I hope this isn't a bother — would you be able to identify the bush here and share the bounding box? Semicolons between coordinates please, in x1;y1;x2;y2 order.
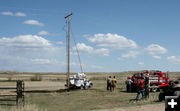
30;75;42;81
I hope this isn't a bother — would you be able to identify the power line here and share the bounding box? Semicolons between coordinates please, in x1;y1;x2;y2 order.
71;27;84;73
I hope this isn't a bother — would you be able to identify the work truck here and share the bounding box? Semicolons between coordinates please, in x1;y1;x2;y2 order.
128;70;171;92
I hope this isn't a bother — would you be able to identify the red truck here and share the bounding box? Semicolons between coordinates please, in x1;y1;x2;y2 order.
128;70;171;92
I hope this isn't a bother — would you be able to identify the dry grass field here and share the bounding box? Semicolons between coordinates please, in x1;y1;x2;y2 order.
0;71;179;111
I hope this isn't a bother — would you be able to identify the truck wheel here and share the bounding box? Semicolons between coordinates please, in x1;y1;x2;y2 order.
151;84;158;92
173;91;180;97
159;93;165;101
89;84;92;88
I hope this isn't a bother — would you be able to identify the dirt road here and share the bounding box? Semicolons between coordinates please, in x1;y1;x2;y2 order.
94;103;164;111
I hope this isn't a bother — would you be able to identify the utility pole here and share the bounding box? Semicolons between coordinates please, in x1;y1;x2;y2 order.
65;13;72;90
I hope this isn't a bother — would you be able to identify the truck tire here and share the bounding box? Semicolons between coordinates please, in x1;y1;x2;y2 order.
159;93;165;101
151;84;158;92
173;91;180;97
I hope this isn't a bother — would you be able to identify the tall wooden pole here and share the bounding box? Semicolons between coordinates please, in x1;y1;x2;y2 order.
65;13;72;90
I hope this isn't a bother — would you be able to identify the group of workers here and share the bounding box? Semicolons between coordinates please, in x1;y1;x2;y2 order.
107;76;117;92
107;76;146;100
126;76;146;100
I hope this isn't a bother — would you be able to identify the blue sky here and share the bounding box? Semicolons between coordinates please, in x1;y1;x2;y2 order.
0;0;180;72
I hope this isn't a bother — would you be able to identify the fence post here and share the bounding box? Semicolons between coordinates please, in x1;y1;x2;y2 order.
16;80;23;108
22;80;25;106
145;77;149;98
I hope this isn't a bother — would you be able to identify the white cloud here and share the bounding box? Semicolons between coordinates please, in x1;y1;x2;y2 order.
0;35;52;48
138;62;145;67
87;33;138;49
61;61;104;71
167;56;180;64
1;11;26;16
56;41;64;45
73;43;109;56
145;44;167;55
1;11;13;16
89;65;103;69
119;51;140;59
152;55;161;59
0;35;63;72
31;59;58;64
61;61;83;67
0;35;61;58
24;20;44;27
14;12;26;16
74;43;93;52
38;30;49;36
94;48;109;56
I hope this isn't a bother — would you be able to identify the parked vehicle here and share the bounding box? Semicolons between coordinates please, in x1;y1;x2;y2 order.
159;80;180;101
127;70;171;92
65;72;93;89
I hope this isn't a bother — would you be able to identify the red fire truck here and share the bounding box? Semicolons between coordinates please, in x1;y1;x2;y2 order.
128;70;171;92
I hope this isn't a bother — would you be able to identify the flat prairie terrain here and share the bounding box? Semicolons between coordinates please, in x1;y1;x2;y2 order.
0;71;179;111
94;103;164;111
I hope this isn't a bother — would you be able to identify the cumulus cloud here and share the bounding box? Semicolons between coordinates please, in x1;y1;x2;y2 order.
73;43;109;56
14;12;26;16
87;33;138;49
1;11;26;16
167;56;180;64
145;44;167;55
152;55;161;59
38;30;49;36
61;61;104;72
31;59;58;64
0;35;52;48
56;41;64;45
0;35;63;72
0;35;61;58
89;65;103;69
1;11;13;16
138;62;145;67
24;20;44;27
119;51;140;59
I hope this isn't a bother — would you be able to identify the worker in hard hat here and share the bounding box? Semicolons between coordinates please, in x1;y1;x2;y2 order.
111;76;117;91
107;76;112;91
126;77;133;92
136;79;145;100
83;78;87;90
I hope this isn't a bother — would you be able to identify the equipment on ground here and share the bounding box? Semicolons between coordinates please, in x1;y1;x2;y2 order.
65;72;93;89
158;80;180;101
126;70;171;92
64;13;93;90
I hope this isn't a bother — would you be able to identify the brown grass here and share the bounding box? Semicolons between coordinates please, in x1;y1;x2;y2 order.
0;104;47;111
30;75;42;81
0;71;179;111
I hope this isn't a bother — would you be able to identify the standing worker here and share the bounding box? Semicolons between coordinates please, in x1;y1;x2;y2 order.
83;78;87;90
136;79;145;100
144;77;149;98
126;77;132;92
107;76;112;91
111;76;117;91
